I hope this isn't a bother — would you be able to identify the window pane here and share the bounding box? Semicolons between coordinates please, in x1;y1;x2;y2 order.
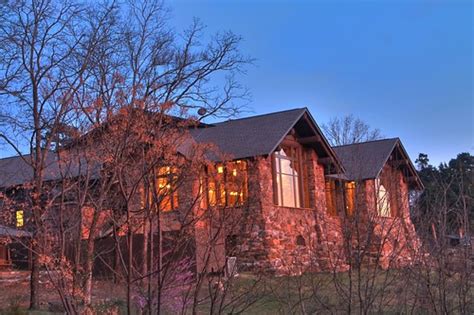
276;148;288;157
280;158;293;175
276;174;282;205
281;174;295;207
345;182;355;215
294;176;300;208
156;167;178;211
377;181;391;217
206;160;248;207
16;210;24;227
273;146;305;208
208;179;217;206
219;182;226;206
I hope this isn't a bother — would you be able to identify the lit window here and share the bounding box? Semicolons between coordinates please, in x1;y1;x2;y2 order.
376;178;391;217
141;167;179;212
207;160;248;207
16;210;24;227
344;182;356;216
273;147;308;208
325;180;337;216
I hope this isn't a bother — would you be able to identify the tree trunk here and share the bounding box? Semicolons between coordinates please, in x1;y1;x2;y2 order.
127;209;133;315
29;240;40;309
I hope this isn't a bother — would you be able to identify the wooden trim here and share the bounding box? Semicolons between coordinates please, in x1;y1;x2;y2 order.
271;152;279;205
318;157;333;165
298;135;321;144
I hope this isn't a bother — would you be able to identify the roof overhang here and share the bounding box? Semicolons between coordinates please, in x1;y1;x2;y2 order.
268;108;346;173
374;139;424;190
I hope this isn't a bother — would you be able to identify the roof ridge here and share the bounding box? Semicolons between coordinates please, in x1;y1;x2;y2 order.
332;137;399;148
213;107;306;125
0;153;30;161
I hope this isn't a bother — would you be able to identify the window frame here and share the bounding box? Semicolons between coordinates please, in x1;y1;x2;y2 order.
205;160;248;208
325;179;337;216
344;181;356;216
272;144;309;208
141;166;179;212
375;177;392;217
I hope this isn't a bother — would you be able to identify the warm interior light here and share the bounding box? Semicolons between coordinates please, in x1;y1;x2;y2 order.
217;166;224;174
16;210;24;227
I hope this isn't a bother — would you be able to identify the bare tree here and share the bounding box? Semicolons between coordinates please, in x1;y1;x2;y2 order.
321;114;383;146
0;0;252;312
0;0;117;309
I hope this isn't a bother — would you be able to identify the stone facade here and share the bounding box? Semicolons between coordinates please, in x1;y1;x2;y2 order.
217;149;349;275
353;168;421;269
190;145;422;275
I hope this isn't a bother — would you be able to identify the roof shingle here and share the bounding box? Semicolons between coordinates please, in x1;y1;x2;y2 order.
0;152;96;188
189;108;307;160
332;138;399;180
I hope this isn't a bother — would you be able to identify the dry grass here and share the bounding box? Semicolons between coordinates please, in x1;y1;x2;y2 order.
1;269;472;314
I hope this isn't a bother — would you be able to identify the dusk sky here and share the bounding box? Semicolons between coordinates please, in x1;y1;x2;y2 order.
171;0;473;166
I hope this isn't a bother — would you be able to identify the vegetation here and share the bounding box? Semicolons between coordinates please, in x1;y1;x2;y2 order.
0;0;471;314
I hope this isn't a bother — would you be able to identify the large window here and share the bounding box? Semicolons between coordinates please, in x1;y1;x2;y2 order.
141;167;179;212
157;167;179;211
344;182;356;216
207;160;248;207
376;178;391;217
273;146;309;208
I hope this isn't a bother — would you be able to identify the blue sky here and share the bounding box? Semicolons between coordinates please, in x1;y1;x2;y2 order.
170;0;473;165
1;0;471;166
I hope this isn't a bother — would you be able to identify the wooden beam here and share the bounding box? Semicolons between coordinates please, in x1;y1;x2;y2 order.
407;176;418;182
391;159;408;167
319;157;332;165
298;135;321;144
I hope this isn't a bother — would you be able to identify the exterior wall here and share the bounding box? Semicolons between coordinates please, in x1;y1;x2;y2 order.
224;149;348;275
360;167;421;268
0;154;422;275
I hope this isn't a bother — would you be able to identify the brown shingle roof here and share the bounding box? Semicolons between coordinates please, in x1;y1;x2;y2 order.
332;138;423;189
189;108;308;160
332;138;399;180
188;108;343;171
0;108;342;187
0;152;97;188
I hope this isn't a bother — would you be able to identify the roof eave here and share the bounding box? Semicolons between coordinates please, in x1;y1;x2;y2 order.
373;138;424;191
266;107;346;173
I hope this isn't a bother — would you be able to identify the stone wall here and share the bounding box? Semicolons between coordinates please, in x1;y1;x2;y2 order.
191;149;421;275
226;150;349;275
360;168;421;269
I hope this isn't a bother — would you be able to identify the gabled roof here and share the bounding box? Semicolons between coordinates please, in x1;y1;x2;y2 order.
0;108;363;188
189;108;307;159
332;138;423;189
189;108;343;170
